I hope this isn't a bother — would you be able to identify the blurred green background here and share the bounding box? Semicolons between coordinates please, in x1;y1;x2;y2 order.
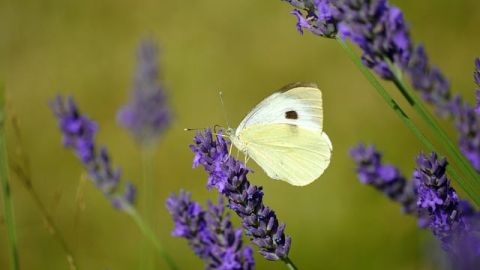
1;0;480;269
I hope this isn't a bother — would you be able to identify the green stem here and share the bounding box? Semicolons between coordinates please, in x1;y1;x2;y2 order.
10;114;78;270
389;66;480;206
0;84;20;270
335;38;471;202
141;148;155;270
283;257;298;270
126;205;178;270
28;185;78;269
336;38;434;152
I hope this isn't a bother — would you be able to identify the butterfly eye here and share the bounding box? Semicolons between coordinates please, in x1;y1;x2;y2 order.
285;110;298;119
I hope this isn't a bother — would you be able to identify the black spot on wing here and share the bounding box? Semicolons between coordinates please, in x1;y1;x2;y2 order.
285;110;298;119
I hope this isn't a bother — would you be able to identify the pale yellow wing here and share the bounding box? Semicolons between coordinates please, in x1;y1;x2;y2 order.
236;84;323;135
238;124;332;186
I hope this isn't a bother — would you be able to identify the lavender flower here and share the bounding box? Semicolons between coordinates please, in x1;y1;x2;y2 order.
414;152;480;264
338;0;412;79
414;152;466;249
204;198;255;270
350;144;416;213
440;59;480;172
284;1;454;114
287;0;412;79
351;147;480;267
449;96;480;171
166;191;254;270
406;45;451;116
190;129;291;261
289;0;339;37
117;39;171;145
166;191;208;257
51;95;136;210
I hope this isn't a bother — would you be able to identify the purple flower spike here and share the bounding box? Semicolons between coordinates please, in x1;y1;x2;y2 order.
414;153;468;247
283;1;457;115
51;96;97;163
350;144;416;213
414;152;480;260
117;39;171;146
449;96;480;171
167;191;254;270
337;0;412;80
166;191;208;257
204;198;255;270
288;0;340;38
51;95;136;211
407;45;451;116
445;58;480;172
190;129;292;261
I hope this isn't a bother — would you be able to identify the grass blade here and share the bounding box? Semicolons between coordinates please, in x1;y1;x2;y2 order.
0;84;20;270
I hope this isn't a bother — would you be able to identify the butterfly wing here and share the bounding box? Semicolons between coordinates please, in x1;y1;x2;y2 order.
239;124;332;186
236;83;323;135
233;83;331;186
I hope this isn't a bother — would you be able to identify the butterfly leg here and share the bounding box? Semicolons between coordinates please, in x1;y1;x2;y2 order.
244;154;250;165
228;143;233;158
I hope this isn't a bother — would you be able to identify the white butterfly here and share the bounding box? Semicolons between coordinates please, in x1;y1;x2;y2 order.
225;82;332;186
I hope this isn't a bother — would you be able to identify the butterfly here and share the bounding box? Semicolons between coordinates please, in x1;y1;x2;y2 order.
225;82;332;186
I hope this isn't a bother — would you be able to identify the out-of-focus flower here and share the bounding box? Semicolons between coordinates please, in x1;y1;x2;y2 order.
449;96;480;171
190;129;291;261
51;95;135;210
166;191;254;270
117;39;171;146
406;45;451;116
336;0;412;79
350;144;416;213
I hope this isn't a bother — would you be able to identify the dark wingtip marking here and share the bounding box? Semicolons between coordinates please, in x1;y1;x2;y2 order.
285;110;298;119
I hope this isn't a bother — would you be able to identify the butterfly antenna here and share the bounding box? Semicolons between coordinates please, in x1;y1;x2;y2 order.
184;127;201;132
219;91;231;128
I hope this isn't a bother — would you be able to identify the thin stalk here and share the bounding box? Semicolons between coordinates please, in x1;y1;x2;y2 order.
125;205;178;270
28;185;77;269
389;66;480;206
141;147;155;270
336;37;434;151
283;257;298;270
10;114;78;270
0;84;19;270
335;38;471;201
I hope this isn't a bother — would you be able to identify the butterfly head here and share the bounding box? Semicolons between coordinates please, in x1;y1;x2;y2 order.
224;127;248;154
224;127;235;137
